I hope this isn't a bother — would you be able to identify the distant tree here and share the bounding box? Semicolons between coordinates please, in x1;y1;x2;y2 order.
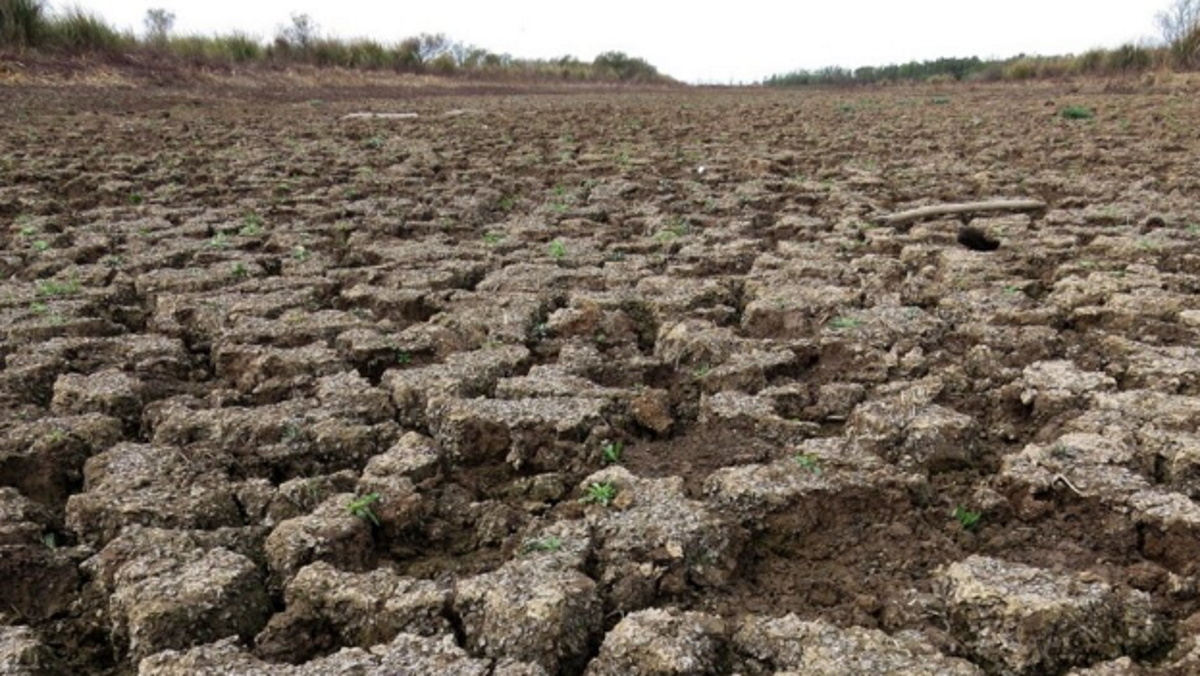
1158;0;1200;67
279;12;317;51
417;33;451;62
1157;0;1200;45
593;51;660;81
144;8;174;43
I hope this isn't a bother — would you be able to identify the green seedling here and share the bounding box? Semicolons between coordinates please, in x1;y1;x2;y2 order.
208;233;230;249
521;536;563;555
582;482;618;507
793;453;823;475
128;192;144;205
548;240;567;260
692;364;712;379
483;232;504;245
292;245;312;262
953;506;982;531
395;351;412;365
32;240;50;252
1060;106;1094;120
18;224;37;238
497;195;516;212
231;262;249;279
102;255;124;268
602;440;624;465
930;96;951;105
348;493;382;526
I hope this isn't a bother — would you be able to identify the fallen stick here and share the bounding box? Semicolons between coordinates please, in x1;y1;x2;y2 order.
880;199;1046;227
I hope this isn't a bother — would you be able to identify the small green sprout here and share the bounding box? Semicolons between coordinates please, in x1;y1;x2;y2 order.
348;493;382;526
231;262;249;279
548;240;567;260
208;233;230;249
128;192;144;205
693;364;712;379
582;482;618;506
953;506;982;531
292;245;312;262
793;453;822;475
101;255;124;268
521;536;563;555
30;301;49;315
483;232;504;245
498;195;516;212
32;239;50;252
395;350;412;365
602;440;624;465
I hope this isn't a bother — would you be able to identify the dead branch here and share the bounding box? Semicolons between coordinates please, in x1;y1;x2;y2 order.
880;199;1047;227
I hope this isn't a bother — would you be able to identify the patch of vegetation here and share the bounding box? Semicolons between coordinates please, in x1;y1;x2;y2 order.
292;245;312;262
548;239;567;260
793;453;823;475
520;536;563;555
483;231;504;245
231;262;249;279
1060;106;1095;120
35;276;80;297
208;233;231;249
347;493;382;526
582;481;618;506
239;212;264;236
601;440;624;465
953;506;982;531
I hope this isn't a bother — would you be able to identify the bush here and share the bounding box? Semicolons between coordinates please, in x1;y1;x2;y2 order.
1104;43;1153;72
0;0;47;48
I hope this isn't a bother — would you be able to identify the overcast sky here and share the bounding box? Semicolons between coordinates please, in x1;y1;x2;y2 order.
75;0;1164;83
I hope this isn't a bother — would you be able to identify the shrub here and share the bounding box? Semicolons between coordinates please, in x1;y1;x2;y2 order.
1104;43;1153;72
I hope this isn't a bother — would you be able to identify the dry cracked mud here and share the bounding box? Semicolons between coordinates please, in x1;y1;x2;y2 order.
2;79;1200;675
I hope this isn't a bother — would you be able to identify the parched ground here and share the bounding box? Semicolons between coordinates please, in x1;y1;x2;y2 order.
3;78;1200;675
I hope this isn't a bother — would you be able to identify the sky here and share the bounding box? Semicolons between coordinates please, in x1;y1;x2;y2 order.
72;0;1165;84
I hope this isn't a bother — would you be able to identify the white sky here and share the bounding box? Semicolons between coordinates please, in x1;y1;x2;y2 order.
71;0;1164;83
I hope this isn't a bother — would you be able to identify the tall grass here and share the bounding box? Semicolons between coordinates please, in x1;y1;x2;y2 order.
0;0;47;48
43;7;131;53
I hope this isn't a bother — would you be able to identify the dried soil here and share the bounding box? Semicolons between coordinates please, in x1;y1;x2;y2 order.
3;78;1200;675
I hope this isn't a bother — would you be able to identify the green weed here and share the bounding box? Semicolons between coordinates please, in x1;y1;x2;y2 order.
582;481;618;506
520;536;563;555
1060;106;1095;120
602;440;624;465
829;316;862;330
953;506;982;531
35;277;80;297
548;239;567;260
292;245;312;262
347;493;382;526
793;453;823;474
240;212;264;236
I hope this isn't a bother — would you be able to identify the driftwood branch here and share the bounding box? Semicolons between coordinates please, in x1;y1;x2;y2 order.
880;199;1046;227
